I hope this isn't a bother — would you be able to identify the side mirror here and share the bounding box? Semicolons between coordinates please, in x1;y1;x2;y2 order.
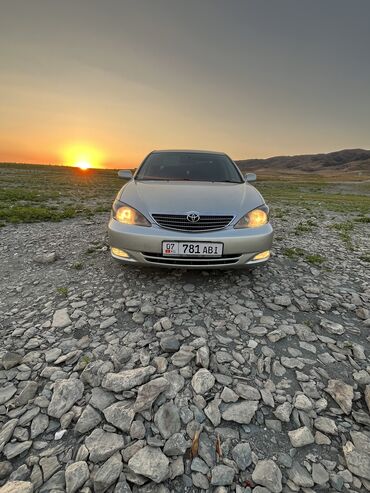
118;170;133;179
245;172;257;182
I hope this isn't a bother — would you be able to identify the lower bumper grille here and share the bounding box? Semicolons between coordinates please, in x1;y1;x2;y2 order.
152;214;234;232
142;252;241;266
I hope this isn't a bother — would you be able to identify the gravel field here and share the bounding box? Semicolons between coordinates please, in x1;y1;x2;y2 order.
0;190;369;492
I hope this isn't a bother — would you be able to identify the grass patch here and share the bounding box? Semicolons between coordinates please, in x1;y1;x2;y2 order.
0;189;50;202
81;355;91;366
256;181;370;214
305;254;325;265
283;247;325;265
331;222;355;250
0;206;78;223
354;216;370;223
283;247;306;258
294;219;317;235
331;222;354;232
0;163;122;225
360;254;370;263
72;262;84;270
56;287;68;297
85;242;104;254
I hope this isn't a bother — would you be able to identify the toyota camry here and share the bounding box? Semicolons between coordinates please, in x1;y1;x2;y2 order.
108;150;273;268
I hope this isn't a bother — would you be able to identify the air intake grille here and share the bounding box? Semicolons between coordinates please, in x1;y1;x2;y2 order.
152;214;234;232
142;252;241;266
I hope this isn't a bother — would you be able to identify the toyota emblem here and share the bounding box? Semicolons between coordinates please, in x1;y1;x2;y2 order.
186;211;200;222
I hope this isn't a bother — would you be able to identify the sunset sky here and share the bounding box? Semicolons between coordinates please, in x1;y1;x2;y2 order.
1;0;370;169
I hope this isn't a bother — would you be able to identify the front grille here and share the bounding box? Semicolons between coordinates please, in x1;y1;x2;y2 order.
142;252;241;266
152;214;234;232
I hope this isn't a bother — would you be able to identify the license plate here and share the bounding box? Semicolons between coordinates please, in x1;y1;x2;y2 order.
162;241;223;257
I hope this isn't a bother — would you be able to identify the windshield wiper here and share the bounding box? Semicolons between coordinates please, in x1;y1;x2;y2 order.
212;180;242;183
136;178;169;181
137;178;241;183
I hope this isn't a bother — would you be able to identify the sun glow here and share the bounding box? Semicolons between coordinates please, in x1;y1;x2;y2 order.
62;144;104;169
76;160;91;170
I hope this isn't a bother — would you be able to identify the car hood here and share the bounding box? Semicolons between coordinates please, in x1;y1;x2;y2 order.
119;180;265;218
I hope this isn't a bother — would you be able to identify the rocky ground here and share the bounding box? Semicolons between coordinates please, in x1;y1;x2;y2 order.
0;207;369;493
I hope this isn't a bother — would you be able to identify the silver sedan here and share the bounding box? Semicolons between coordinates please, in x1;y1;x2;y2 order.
108;150;273;268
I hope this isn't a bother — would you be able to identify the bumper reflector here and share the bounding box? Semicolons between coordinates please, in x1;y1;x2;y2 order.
252;250;270;261
111;247;129;258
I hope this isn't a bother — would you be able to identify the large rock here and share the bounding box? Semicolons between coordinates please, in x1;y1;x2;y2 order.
81;360;114;387
171;349;195;367
48;379;84;418
210;464;235;485
33;252;57;264
39;470;65;491
274;294;292;307
287;462;314;487
288;426;314;448
100;316;117;329
325;379;354;414
52;308;71;328
312;462;329;485
1;352;22;370
0;482;33;493
3;441;32;459
128;446;169;483
252;459;282;493
365;385;370;413
85;429;124;463
221;401;259;424
30;413;49;438
160;337;180;353
235;383;261;400
0;419;18;453
89;387;116;411
232;442;252;470
314;416;337;435
274;402;292;422
0;384;17;405
102;366;156;392
93;452;123;493
65;461;90;493
0;461;13;480
198;432;216;468
204;397;221;426
39;456;60;482
320;318;344;335
14;381;38;406
343;432;370;480
134;377;169;412
191;369;215;394
163;433;188;456
75;405;102;433
103;401;135;432
154;402;181;439
162;371;185;399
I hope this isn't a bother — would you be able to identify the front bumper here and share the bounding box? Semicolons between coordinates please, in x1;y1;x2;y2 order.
108;218;273;269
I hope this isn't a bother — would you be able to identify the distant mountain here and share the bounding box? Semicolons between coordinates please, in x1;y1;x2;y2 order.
236;148;370;176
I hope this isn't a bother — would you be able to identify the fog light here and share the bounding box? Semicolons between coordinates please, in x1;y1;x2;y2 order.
253;250;270;260
111;247;129;258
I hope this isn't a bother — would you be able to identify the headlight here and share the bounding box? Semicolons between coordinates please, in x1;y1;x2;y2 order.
234;205;269;229
112;200;151;227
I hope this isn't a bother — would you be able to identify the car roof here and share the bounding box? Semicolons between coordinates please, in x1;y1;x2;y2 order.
151;149;227;156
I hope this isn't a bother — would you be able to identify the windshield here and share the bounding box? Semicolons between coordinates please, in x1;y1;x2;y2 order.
135;152;243;183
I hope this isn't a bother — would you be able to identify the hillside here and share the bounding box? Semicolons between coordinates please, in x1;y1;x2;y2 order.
236;148;370;178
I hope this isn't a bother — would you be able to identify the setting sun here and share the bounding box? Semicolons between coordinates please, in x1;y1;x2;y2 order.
76;160;91;170
62;144;104;169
